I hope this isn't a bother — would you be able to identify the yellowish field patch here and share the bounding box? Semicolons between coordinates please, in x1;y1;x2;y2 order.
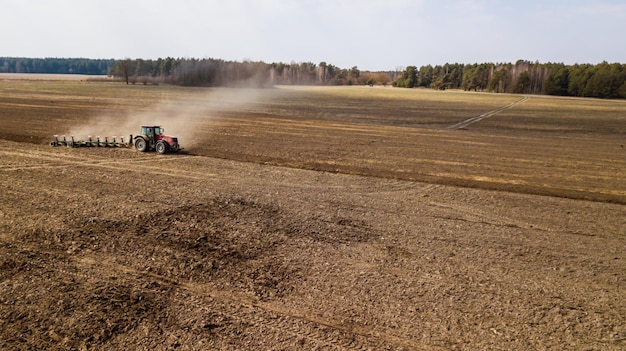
0;73;109;80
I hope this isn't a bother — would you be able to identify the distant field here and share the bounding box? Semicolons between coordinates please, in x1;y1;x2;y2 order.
1;78;623;203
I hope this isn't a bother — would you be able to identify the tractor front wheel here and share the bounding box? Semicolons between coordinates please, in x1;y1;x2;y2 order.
155;141;168;154
135;138;148;152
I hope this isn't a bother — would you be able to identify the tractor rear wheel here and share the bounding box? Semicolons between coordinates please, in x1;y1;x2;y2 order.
155;141;168;154
135;138;148;152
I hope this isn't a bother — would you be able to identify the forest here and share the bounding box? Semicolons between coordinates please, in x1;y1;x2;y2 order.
0;57;113;75
393;60;626;99
2;57;625;99
106;57;391;87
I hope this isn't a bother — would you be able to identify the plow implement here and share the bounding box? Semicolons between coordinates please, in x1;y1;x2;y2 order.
51;135;131;148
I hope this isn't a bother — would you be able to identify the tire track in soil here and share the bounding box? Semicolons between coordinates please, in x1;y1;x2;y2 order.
446;96;528;130
0;149;212;179
427;200;549;231
426;200;600;237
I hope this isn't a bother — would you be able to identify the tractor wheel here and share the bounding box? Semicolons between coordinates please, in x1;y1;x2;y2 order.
155;141;168;154
135;138;148;152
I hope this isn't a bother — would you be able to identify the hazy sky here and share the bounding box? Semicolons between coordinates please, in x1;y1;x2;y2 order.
1;0;624;71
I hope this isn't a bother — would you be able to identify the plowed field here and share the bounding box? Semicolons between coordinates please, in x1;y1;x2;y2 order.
1;77;625;350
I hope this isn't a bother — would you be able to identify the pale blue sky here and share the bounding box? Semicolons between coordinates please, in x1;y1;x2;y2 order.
1;0;624;70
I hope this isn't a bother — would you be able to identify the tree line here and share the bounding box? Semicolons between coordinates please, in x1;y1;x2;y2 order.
108;57;393;87
0;57;114;75
2;57;624;99
394;60;626;99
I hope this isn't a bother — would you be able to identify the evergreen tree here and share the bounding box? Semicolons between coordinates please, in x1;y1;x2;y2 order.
418;65;433;87
514;71;531;93
393;66;417;88
543;65;569;96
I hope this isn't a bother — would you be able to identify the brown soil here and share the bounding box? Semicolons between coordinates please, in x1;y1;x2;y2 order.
0;81;625;350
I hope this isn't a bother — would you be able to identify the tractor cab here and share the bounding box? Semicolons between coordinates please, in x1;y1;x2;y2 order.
134;125;181;154
141;126;162;141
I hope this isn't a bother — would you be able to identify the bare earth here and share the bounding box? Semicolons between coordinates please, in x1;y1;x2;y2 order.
0;80;625;350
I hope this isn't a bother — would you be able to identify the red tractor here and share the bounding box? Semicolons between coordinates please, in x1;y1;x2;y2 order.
133;125;181;154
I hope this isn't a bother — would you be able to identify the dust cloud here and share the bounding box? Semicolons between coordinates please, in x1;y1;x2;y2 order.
68;86;275;151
